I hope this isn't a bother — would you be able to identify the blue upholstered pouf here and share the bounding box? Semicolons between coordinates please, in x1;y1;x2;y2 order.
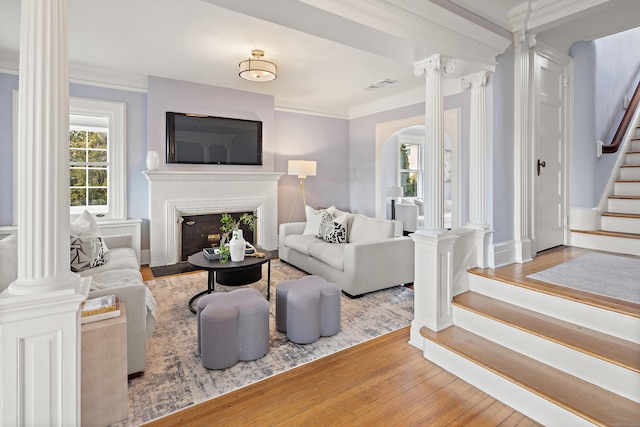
197;288;269;369
276;275;341;344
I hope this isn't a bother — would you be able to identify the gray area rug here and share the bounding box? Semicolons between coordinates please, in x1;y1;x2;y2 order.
527;252;640;304
112;260;414;426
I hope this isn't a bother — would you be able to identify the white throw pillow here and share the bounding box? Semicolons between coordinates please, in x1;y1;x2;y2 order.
70;210;107;272
302;205;335;235
348;214;395;243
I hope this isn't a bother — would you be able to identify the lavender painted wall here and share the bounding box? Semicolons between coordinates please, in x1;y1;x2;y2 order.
569;27;640;207
569;41;597;207
492;47;515;243
147;76;275;172
593;28;640;201
274;111;349;224
349;104;424;217
0;73;18;225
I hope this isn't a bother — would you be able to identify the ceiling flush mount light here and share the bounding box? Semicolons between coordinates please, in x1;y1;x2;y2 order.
239;49;277;82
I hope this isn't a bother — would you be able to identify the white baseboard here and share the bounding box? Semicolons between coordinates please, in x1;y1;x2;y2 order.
489;240;515;268
140;249;150;266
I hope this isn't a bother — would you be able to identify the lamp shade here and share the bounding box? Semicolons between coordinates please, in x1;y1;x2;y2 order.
239;50;277;82
386;186;404;198
288;160;317;178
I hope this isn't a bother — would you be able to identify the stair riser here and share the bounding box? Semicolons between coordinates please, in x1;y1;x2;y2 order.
626;153;640;166
601;216;640;234
620;167;640;180
631;140;640;152
422;340;594;426
614;181;640;196
453;307;640;403
468;274;640;343
570;231;640;257
608;198;640;214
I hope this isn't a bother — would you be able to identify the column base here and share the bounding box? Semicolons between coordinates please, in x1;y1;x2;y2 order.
464;224;494;268
409;320;426;350
411;231;459;332
1;280;88;427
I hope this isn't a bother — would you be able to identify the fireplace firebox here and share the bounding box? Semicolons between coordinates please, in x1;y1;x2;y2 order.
180;212;256;262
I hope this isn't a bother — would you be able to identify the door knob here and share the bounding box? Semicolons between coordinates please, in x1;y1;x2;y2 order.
537;159;546;176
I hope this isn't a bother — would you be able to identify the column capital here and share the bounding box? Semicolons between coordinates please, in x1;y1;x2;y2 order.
461;70;491;89
514;29;536;50
413;54;455;78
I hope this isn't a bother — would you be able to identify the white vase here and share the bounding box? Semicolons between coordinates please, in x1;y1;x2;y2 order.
229;229;246;262
146;150;160;171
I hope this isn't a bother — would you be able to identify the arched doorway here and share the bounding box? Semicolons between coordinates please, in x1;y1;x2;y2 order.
374;110;460;228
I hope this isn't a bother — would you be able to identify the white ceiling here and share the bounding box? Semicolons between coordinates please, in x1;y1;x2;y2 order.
0;0;638;118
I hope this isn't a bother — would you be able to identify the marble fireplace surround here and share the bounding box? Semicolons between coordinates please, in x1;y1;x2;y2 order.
144;171;283;267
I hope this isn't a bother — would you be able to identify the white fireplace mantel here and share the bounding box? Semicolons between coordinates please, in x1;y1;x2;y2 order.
144;171;283;267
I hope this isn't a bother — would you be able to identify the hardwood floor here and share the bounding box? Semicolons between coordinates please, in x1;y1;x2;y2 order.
143;327;540;427
141;246;637;426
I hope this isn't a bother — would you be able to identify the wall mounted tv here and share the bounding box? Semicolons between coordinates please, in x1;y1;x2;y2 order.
166;112;262;165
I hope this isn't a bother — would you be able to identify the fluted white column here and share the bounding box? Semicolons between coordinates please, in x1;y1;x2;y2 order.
410;54;459;343
463;71;490;228
9;0;78;294
462;71;494;268
414;54;455;233
513;30;536;263
1;1;85;425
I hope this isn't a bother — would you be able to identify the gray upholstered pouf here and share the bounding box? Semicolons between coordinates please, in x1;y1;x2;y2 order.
197;288;269;369
276;275;341;344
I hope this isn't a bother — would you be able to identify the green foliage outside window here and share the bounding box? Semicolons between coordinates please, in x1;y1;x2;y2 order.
69;129;108;209
399;143;418;197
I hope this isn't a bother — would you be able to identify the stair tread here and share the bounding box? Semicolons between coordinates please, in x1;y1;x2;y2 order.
571;229;640;240
609;195;640;199
616;179;640;182
452;292;640;372
620;165;640;168
421;326;640;425
602;212;640;218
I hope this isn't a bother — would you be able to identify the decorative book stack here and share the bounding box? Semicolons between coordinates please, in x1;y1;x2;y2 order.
81;294;120;324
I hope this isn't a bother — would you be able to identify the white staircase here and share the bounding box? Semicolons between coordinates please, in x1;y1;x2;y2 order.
420;266;640;426
572;126;640;255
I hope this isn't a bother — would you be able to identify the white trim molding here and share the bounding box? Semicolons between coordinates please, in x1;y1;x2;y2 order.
144;171;283;266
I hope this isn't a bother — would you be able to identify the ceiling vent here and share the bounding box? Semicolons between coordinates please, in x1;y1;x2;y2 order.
362;78;398;91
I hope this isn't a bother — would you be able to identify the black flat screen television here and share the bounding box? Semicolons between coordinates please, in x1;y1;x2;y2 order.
166;112;262;165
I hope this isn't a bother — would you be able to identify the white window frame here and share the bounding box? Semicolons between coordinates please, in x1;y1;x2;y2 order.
397;134;424;199
12;93;127;221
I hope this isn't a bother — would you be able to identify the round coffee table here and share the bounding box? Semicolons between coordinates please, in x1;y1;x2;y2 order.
187;250;272;313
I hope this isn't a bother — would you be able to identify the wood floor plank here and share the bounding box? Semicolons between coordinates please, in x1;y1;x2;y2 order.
144;328;538;426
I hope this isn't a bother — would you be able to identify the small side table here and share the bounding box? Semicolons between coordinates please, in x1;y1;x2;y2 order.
81;302;128;427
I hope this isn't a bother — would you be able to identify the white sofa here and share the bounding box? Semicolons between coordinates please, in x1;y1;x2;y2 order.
279;213;414;297
0;233;155;377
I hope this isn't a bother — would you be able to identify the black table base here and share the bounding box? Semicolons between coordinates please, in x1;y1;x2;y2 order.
187;256;271;314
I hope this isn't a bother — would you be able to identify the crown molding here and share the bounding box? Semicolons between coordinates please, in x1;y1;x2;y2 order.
509;0;612;34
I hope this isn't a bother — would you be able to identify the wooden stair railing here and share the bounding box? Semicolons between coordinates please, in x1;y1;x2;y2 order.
603;80;640;154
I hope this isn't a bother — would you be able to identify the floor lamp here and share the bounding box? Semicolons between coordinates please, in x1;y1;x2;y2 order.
387;186;403;220
288;160;317;222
